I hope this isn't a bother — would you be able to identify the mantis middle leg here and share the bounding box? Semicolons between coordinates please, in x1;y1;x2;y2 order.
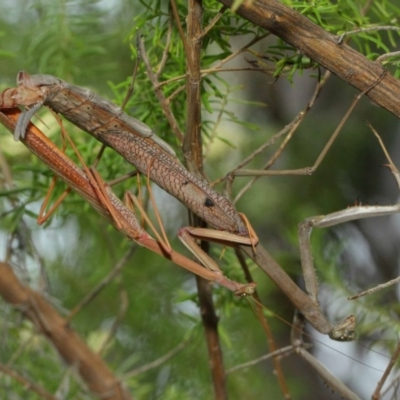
1;74;356;340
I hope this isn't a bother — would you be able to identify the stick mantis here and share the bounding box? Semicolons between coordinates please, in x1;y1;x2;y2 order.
0;71;358;342
0;107;363;400
0;107;255;296
6;77;400;400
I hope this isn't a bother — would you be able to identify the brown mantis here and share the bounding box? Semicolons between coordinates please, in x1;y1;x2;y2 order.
0;107;255;296
0;108;363;400
0;71;358;342
5;74;400;400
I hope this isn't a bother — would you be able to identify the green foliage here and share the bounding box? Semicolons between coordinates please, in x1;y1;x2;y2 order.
281;0;400;76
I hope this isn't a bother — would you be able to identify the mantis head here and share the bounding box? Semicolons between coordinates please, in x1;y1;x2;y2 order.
329;315;356;341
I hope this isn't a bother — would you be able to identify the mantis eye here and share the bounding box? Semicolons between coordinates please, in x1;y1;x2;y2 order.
204;197;215;207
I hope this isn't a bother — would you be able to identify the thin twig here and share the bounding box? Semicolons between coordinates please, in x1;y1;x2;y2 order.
377;50;400;64
212;33;270;71
121;44;141;111
230;70;331;203
231;66;386;201
380;368;400;399
98;288;129;356
66;246;136;322
156;65;272;89
170;0;194;73
348;124;400;301
226;345;300;374
235;248;291;398
204;85;235;158
122;338;189;379
337;25;400;44
0;363;57;400
6;333;36;368
372;342;400;400
349;276;400;300
154;33;270;116
361;0;375;16
55;365;80;398
155;19;173;78
138;36;184;142
200;6;227;39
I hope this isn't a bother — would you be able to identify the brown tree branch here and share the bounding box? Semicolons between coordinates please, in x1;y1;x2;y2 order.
185;1;228;399
217;0;400;119
195;275;228;399
183;0;204;170
0;262;132;400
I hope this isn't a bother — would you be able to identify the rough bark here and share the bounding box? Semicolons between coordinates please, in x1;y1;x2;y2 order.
217;0;400;119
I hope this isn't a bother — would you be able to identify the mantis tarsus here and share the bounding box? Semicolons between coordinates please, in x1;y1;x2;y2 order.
0;72;358;342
